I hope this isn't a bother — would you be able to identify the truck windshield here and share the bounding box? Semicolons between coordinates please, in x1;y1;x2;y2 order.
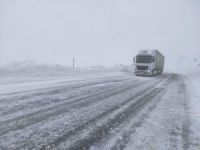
136;55;154;63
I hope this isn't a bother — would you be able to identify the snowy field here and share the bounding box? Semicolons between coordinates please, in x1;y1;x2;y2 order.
0;70;198;150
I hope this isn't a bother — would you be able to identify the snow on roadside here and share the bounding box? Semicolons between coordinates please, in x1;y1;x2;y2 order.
185;71;200;150
124;76;187;150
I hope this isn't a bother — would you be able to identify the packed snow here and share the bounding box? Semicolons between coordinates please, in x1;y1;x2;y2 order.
185;71;200;149
0;60;200;150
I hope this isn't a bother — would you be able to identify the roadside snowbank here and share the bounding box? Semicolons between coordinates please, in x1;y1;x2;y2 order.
185;70;200;149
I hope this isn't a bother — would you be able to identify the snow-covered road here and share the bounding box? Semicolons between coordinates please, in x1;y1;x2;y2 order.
0;73;190;150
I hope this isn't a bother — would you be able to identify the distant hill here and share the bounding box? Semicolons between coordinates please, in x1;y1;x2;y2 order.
0;60;130;77
1;60;70;71
0;60;76;77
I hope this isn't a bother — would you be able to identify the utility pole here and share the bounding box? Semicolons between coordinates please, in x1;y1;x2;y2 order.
73;57;75;69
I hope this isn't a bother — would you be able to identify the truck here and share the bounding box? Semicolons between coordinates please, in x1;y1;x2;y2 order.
133;50;165;76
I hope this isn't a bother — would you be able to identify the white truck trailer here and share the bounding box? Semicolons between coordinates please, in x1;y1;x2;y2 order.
134;50;165;76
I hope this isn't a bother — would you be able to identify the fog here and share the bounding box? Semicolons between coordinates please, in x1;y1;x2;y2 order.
0;0;200;71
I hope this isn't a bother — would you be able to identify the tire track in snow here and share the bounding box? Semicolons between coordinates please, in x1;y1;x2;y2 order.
0;78;131;117
167;77;190;150
0;74;168;149
0;79;142;136
0;75;132;99
40;75;173;149
109;76;174;150
0;76;132;105
180;79;190;150
119;74;190;150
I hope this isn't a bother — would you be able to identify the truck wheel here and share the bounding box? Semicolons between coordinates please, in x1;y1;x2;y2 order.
152;70;158;76
158;70;161;74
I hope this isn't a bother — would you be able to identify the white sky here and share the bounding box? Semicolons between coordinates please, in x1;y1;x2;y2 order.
0;0;200;70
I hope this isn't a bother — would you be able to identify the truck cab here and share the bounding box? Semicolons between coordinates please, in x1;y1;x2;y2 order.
134;50;164;76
